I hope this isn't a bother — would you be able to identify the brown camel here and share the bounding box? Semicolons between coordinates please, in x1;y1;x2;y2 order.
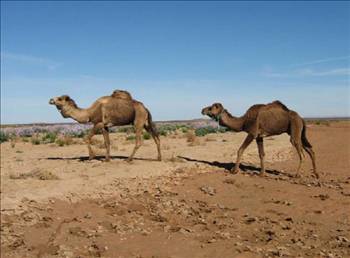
49;90;161;162
201;101;317;178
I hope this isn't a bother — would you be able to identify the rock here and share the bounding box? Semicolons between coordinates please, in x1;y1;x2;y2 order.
314;194;330;200
336;236;349;243
223;178;236;184
277;246;291;256
69;227;87;237
207;238;217;243
84;212;92;219
179;228;191;235
199;186;216;196
9;238;25;249
245;217;257;224
285;217;293;222
341;191;350;197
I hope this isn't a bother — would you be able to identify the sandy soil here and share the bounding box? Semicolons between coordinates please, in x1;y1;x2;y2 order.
1;122;350;258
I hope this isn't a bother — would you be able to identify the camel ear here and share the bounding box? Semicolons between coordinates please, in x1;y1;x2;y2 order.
63;95;70;101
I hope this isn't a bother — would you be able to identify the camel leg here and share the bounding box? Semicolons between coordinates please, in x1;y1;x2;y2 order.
303;146;318;178
85;125;98;160
290;138;303;177
101;126;111;162
145;124;161;161
256;137;265;176
232;134;254;174
85;123;107;160
290;119;304;177
153;134;161;161
127;124;143;162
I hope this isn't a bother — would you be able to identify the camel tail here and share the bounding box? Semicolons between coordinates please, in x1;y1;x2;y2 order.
301;120;312;148
146;109;159;137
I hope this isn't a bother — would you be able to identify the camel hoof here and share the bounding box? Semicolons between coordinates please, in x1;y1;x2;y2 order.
89;156;95;161
126;158;133;163
103;158;111;162
259;172;265;177
294;174;301;178
230;169;239;175
157;156;162;161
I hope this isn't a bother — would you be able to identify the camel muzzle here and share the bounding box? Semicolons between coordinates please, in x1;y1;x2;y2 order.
201;108;210;116
49;99;55;105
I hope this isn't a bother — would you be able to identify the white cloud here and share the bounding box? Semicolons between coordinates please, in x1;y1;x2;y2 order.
298;68;350;76
1;52;62;71
290;55;350;68
262;67;350;78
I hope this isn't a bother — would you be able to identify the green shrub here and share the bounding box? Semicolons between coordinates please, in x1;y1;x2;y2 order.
42;132;57;143
181;127;189;133
126;135;136;141
159;130;167;136
118;126;134;133
143;132;151;140
218;127;229;133
0;131;10;143
70;130;87;138
22;137;30;143
195;126;217;137
195;126;228;136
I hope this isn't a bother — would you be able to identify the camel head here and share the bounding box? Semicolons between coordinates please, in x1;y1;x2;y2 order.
201;103;224;121
49;95;78;117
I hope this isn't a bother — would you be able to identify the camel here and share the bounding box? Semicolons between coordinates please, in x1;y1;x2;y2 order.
201;101;317;178
49;90;161;162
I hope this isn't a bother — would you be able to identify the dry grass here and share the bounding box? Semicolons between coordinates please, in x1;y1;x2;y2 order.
205;135;217;142
56;135;74;146
9;168;60;180
186;131;200;146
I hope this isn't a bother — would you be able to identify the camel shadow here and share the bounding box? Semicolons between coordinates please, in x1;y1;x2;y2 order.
178;156;294;177
44;155;159;162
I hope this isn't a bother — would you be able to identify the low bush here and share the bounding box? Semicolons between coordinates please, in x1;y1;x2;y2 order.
195;126;228;136
42;132;57;143
31;135;41;145
126;135;136;141
143;132;151;140
118;126;135;133
55;135;73;146
0;131;10;143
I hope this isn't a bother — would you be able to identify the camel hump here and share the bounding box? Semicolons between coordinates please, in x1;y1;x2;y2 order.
111;90;133;100
269;100;289;111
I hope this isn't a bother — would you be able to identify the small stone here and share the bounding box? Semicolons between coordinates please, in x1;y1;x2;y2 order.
199;186;216;196
84;212;92;219
245;217;257;224
336;236;349;243
207;238;216;243
285;217;293;222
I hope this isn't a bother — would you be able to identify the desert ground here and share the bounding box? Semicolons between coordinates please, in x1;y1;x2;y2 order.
1;121;350;258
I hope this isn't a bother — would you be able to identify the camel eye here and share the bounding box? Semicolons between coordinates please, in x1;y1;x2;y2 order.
58;97;62;101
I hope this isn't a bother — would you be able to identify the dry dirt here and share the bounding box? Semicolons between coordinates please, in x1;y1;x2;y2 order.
1;122;350;258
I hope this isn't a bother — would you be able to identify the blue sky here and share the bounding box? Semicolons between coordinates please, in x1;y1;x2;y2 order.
1;1;349;124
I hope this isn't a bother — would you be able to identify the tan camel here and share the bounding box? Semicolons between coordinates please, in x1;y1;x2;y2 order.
49;91;161;162
202;101;317;178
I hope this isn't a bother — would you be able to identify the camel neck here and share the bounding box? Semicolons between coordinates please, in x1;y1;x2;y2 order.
218;110;244;132
61;105;90;123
